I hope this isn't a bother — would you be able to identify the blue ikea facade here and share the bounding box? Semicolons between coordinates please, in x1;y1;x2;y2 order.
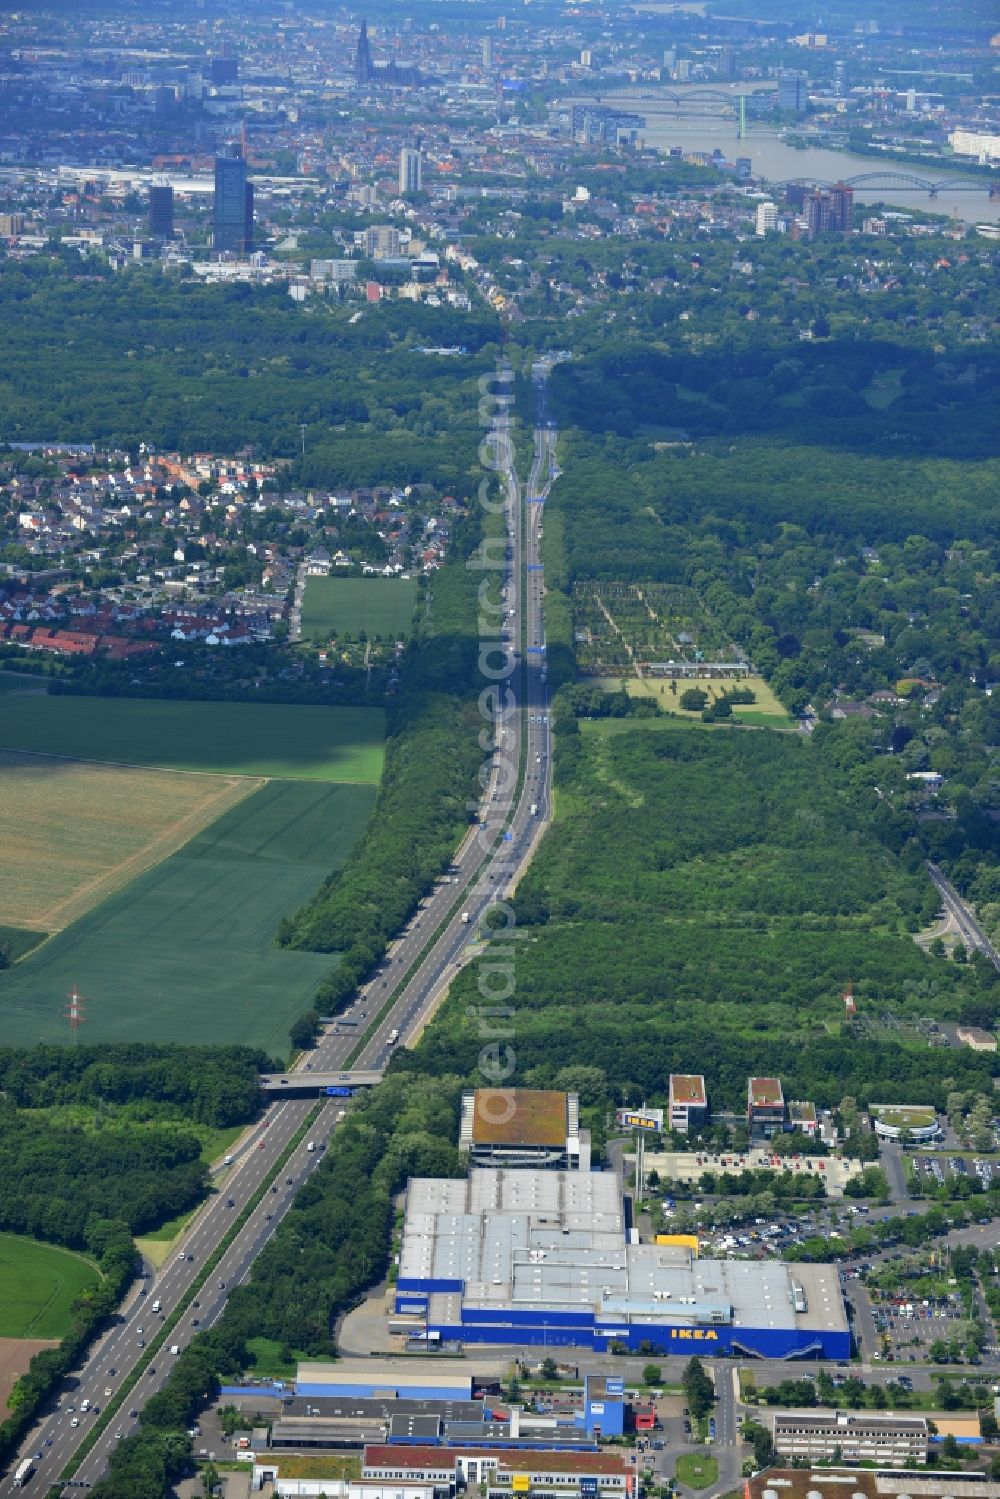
393;1289;850;1361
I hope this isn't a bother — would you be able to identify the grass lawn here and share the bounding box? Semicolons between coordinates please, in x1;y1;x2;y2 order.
0;779;376;1052
0;925;46;962
675;1453;719;1489
0;751;257;935
245;1335;313;1381
0;697;385;782
594;674;792;727
136;1203;201;1266
302;576;418;642
0;1232;101;1338
875;1106;937;1130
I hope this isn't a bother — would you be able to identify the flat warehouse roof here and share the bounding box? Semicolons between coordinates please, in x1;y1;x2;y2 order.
470;1090;568;1147
298;1359;474;1391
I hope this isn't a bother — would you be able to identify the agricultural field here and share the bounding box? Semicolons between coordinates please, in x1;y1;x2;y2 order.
0;751;256;936
0;671;45;695
0;779;376;1053
302;576;418;642
0;697;385;782
572;581;739;677
0;1232;100;1339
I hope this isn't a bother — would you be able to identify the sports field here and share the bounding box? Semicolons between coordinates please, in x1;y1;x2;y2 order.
0;697;385;781
302;576;418;642
0;780;377;1052
0;751;256;935
0;1233;100;1339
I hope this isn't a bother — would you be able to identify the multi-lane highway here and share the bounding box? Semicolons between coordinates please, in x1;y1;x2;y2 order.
2;368;558;1495
927;862;1000;971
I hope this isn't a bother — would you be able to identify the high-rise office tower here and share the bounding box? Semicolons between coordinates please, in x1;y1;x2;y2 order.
210;55;239;85
833;58;848;97
778;69;808;113
828;180;854;231
149;182;174;239
482;35;494;68
756;201;777;236
398;146;422;196
355;19;374;86
717;45;734;78
213;146;253;253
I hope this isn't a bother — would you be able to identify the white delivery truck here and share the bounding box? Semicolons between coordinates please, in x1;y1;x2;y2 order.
14;1458;34;1487
460;911;470;923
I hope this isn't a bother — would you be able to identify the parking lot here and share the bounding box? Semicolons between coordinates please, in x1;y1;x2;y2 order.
912;1153;999;1192
647;1149;864;1195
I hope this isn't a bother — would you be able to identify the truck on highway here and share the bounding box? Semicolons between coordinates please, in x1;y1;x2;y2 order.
530;803;538;816
460;911;470;923
151;1299;161;1313
388;1029;400;1046
14;1458;34;1487
306;1141;316;1152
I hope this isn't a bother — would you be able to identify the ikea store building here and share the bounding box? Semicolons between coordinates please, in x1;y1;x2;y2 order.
393;1169;849;1360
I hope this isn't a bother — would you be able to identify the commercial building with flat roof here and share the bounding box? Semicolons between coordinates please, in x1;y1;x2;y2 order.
363;1444;634;1499
745;1470;1000;1499
770;1411;928;1463
668;1075;708;1134
394;1169;848;1359
297;1360;474;1402
748;1077;786;1140
460;1090;588;1171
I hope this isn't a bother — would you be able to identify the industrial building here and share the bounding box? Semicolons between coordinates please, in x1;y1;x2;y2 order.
460;1089;589;1171
296;1361;476;1403
263;1371;623;1453
668;1075;708;1134
362;1443;635;1499
745;1472;1000;1499
393;1168;849;1358
770;1411;929;1464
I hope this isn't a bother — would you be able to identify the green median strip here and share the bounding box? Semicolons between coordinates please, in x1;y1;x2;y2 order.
56;1101;323;1487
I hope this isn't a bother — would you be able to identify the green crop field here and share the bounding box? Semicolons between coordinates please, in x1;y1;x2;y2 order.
0;1233;100;1338
302;576;418;641
0;671;43;695
0;697;385;782
0;779;376;1052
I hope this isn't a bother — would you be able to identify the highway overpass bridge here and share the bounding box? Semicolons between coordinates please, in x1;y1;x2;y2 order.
260;1070;382;1097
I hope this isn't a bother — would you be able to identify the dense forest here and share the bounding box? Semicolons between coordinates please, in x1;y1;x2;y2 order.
0;1044;270;1126
400;715;1000;1112
0;258;498;492
0;1045;268;1473
548;340;1000;462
